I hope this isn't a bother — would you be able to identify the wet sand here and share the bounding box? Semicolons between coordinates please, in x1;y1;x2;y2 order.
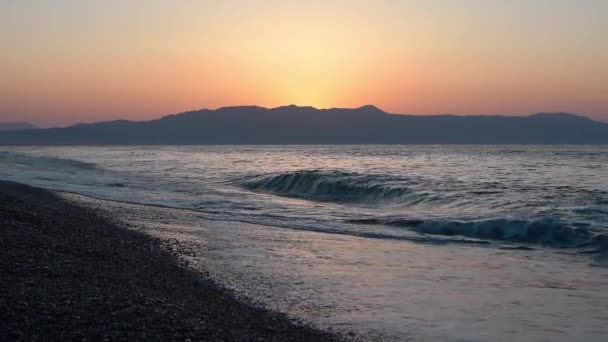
0;181;344;341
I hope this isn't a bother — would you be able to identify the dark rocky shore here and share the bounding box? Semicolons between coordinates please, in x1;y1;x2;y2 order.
0;181;344;341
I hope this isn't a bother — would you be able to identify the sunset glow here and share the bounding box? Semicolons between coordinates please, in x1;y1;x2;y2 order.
1;0;607;126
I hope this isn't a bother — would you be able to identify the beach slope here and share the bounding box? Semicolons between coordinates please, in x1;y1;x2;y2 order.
0;181;342;341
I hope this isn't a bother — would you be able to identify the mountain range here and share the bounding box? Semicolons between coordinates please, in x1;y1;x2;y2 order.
1;105;607;145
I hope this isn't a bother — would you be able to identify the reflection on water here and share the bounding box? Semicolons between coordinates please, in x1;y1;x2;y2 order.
1;145;607;251
66;193;608;342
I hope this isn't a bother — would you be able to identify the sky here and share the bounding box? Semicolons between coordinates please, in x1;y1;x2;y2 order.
1;0;607;127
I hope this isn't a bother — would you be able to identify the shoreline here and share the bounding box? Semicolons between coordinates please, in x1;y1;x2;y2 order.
0;181;345;341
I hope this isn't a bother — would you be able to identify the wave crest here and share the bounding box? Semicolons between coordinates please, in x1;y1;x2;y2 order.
237;170;423;203
351;216;602;247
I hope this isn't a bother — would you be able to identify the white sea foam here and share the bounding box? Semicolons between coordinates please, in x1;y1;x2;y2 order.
1;145;606;252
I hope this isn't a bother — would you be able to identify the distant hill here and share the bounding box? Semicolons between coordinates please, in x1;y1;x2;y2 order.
1;105;607;145
0;122;38;132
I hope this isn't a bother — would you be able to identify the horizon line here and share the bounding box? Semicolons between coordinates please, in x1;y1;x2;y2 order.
4;104;606;129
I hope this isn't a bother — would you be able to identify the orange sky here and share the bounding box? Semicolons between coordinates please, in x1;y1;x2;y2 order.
1;0;607;127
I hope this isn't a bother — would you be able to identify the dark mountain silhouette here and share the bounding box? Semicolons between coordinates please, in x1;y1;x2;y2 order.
0;122;38;132
1;105;607;145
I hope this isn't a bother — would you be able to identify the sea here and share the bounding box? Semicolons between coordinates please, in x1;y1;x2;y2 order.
1;145;607;341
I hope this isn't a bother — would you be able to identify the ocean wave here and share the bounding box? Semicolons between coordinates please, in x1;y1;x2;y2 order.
237;170;429;203
349;216;604;247
0;151;97;170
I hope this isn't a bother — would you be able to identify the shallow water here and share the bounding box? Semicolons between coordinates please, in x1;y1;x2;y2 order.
2;145;608;340
66;193;608;342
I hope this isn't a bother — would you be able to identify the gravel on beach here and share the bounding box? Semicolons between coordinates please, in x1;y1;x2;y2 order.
0;181;344;341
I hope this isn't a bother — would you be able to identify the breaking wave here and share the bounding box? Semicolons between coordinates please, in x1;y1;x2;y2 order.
237;170;430;203
349;216;607;249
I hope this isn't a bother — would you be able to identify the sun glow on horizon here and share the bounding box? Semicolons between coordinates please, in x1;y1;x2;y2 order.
1;0;606;127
